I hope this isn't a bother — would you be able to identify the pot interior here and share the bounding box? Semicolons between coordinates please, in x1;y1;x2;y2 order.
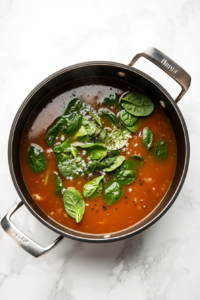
9;63;189;241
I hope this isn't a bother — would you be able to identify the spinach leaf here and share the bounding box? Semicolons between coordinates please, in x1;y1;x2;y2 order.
102;93;118;105
108;149;121;157
74;126;90;142
82;117;98;136
121;92;154;116
53;140;71;153
88;156;117;172
129;155;144;168
73;142;107;160
27;146;47;173
143;128;153;151
121;122;138;133
103;180;124;205
99;108;119;126
63;98;83;115
119;160;136;171
46;118;64;146
98;128;107;142
119;110;138;127
114;170;136;185
46;113;81;146
57;154;87;178
62;113;82;134
155;140;168;159
89;111;103;127
83;175;104;199
63;188;85;223
71;145;78;162
105;128;130;150
54;141;78;161
75;117;100;142
54;173;66;195
103;155;125;172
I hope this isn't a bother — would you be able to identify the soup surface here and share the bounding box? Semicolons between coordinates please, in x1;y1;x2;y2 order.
20;77;177;234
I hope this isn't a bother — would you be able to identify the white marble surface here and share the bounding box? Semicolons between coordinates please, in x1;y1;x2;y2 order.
0;0;199;299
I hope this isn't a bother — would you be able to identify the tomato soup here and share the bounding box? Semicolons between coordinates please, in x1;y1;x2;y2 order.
20;77;177;234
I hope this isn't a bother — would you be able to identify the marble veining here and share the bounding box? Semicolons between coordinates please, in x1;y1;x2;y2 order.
0;0;200;299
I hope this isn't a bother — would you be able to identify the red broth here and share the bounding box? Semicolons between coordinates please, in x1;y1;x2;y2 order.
20;77;177;234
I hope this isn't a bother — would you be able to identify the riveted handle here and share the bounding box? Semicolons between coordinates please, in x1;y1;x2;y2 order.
129;47;191;103
1;201;64;257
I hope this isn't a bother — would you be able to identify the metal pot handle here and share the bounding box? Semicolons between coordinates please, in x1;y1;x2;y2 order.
129;47;191;103
1;200;64;257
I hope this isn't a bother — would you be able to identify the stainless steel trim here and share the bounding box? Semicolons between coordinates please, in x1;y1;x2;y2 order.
1;200;64;257
129;47;191;103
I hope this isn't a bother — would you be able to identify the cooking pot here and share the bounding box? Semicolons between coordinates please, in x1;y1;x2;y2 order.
1;48;191;257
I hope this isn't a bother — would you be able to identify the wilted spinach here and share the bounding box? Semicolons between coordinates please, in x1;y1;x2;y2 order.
53;140;71;154
119;110;138;127
103;155;125;172
102;93;118;105
83;176;104;199
63;98;83;115
99;108;119;127
143;128;153;151
121;92;154;116
89;111;103;127
56;154;87;178
155;140;168;159
114;170;136;185
73;142;107;160
46;113;81;146
88;156;117;172
54;173;66;195
27;146;47;173
98;128;107;142
103;180;124;205
105;128;130;150
118;160;136;171
63;188;85;223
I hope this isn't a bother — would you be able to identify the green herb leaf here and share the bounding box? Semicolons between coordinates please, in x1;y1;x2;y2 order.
129;155;144;168
105;128;130;150
89;111;103;127
103;155;125;172
121;92;154;116
56;154;87;178
114;170;136;185
119;110;138;127
118;160;136;171
71;145;78;162
27;146;47;173
63;98;83;115
53;140;71;153
75;117;100;142
88;156;117;172
54;173;66;195
155;140;168;159
102;93;118;105
103;180;124;205
73;142;107;160
63;188;85;223
83;176;104;199
108;149;121;157
99;108;119;126
143;128;153;151
122;122;138;133
98;128;107;142
46;113;81;146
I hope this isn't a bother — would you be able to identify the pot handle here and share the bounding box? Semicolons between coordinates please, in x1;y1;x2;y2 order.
1;200;64;257
129;47;191;103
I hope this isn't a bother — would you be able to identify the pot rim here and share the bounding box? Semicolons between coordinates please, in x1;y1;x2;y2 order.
8;60;190;242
